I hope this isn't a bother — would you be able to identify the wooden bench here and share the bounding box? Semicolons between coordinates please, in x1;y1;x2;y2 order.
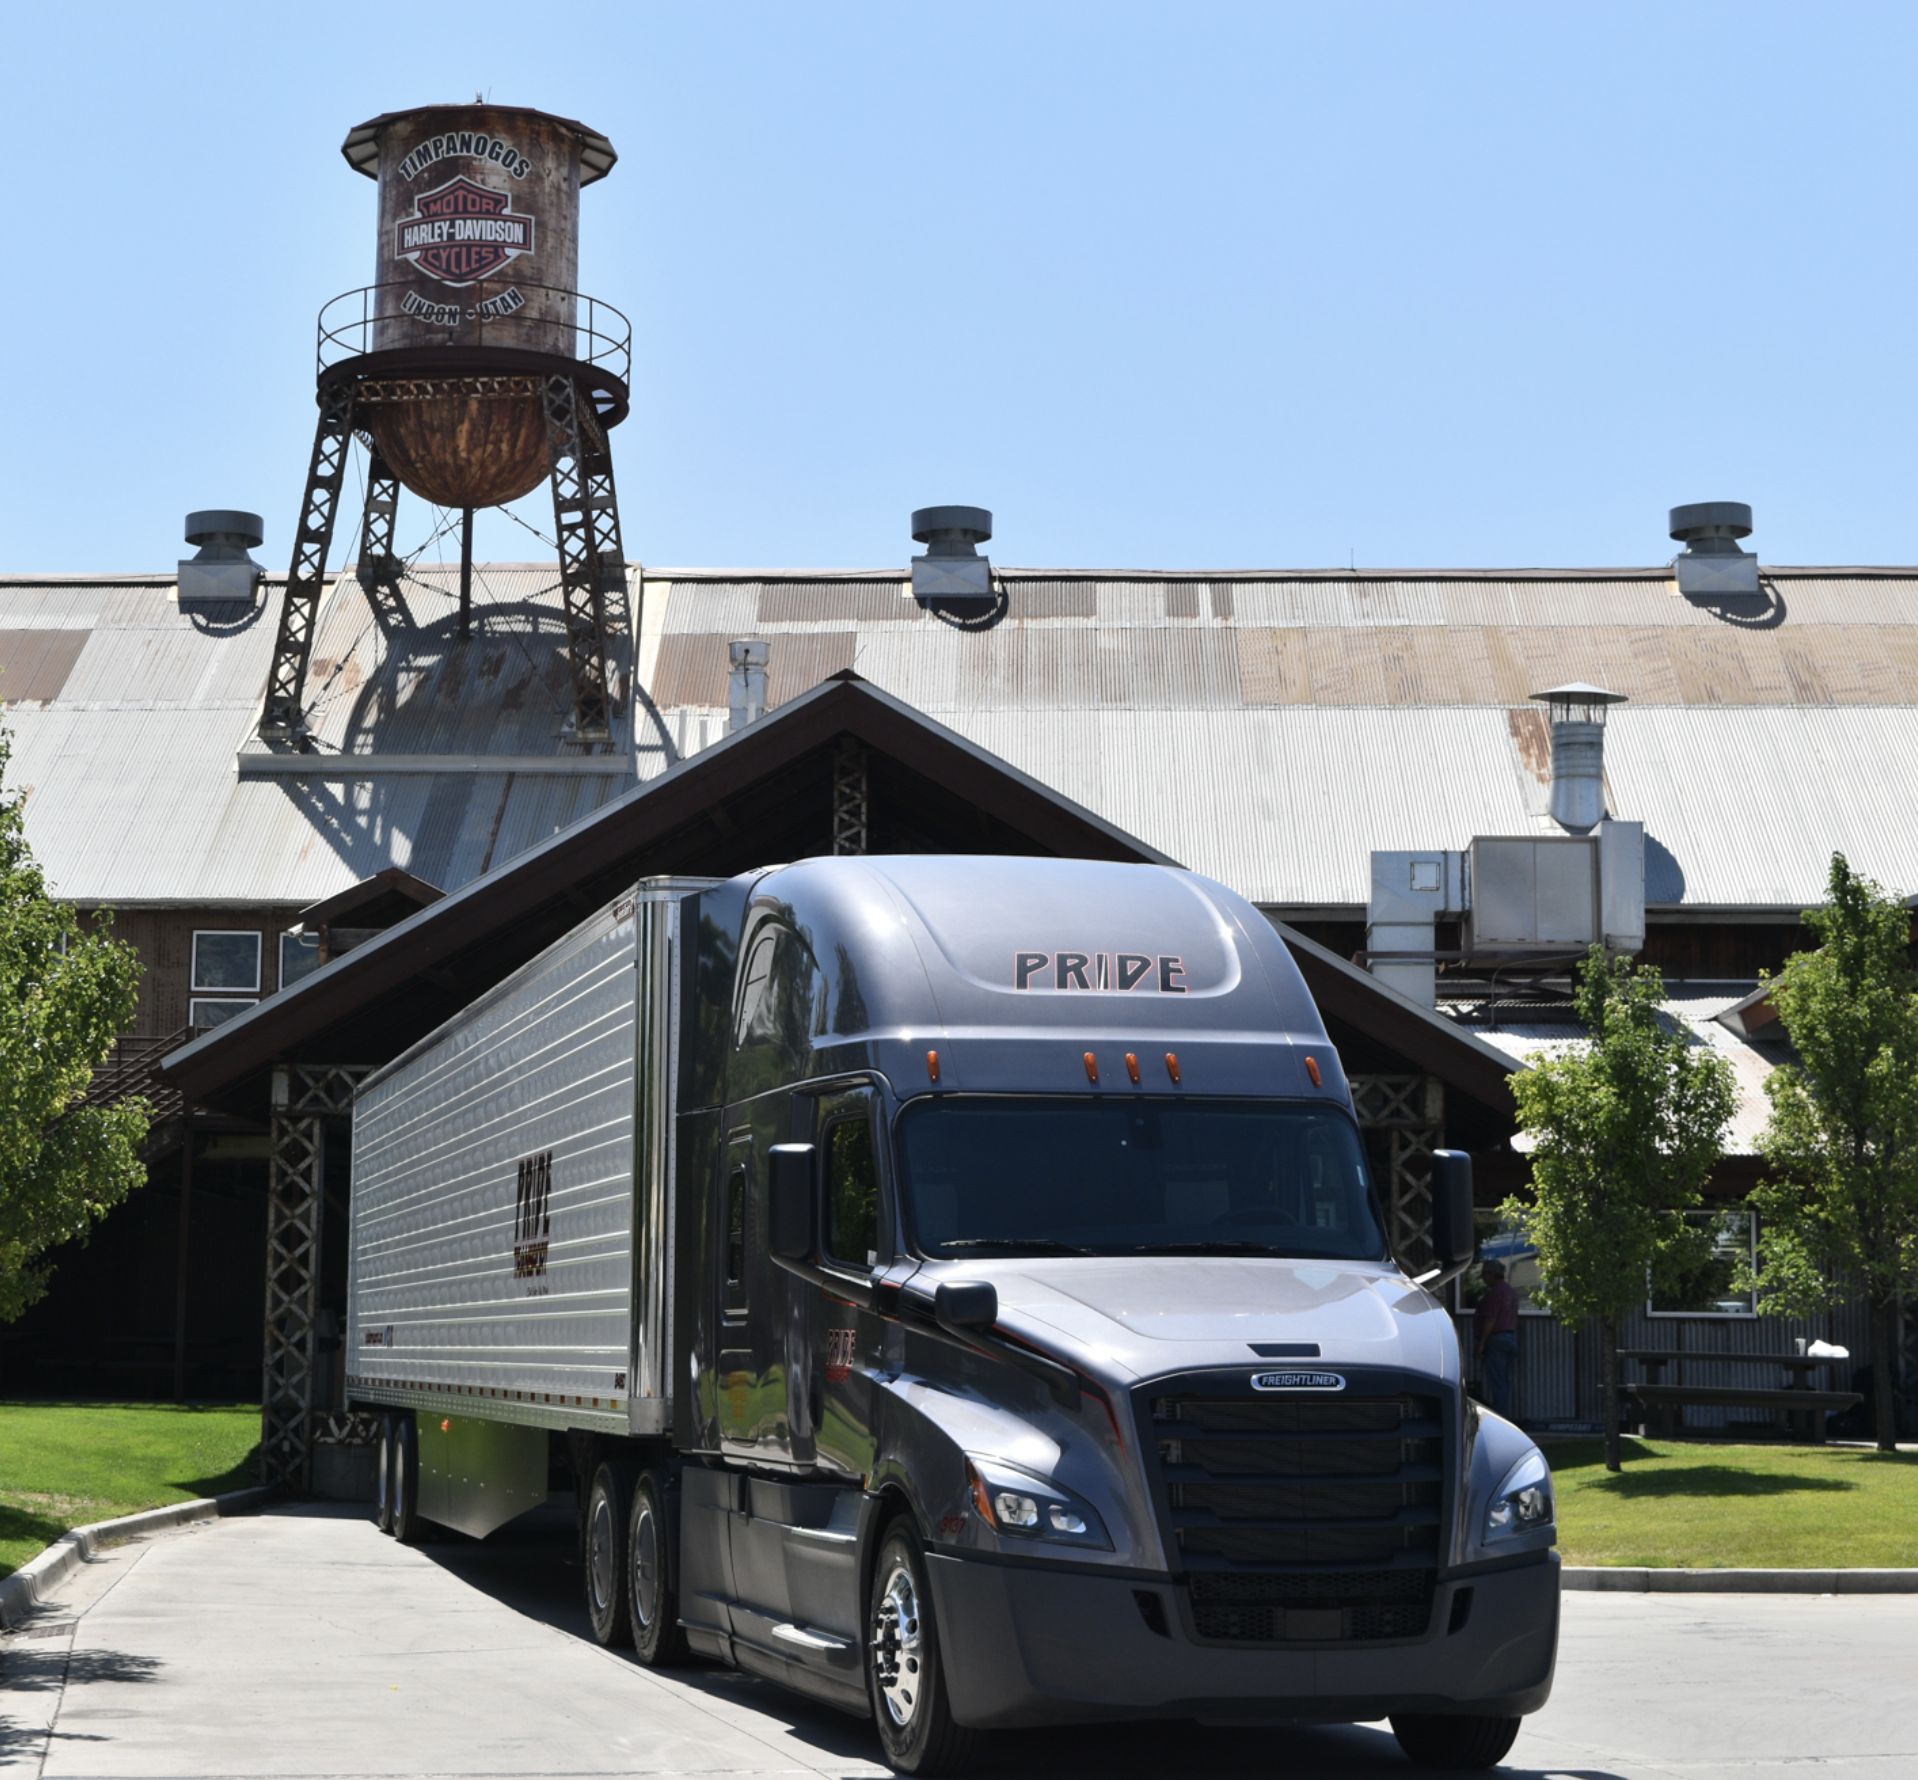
1620;1382;1862;1444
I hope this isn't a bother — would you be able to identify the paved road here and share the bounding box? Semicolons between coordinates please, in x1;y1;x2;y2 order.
3;1503;1914;1779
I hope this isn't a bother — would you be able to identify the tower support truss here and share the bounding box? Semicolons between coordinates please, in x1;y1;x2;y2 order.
833;739;869;854
544;373;629;742
260;382;357;742
354;450;412;635
261;1065;369;1492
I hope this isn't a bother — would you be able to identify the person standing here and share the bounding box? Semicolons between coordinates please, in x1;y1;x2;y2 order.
1474;1258;1521;1419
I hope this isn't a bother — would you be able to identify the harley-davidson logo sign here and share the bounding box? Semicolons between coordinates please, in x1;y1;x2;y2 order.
395;176;536;286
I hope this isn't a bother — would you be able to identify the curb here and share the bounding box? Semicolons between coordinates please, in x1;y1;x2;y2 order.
1564;1566;1918;1594
0;1485;274;1629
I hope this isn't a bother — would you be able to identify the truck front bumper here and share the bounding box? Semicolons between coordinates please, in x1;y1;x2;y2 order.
924;1551;1559;1731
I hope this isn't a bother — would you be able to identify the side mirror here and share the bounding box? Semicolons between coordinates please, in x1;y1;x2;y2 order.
768;1143;816;1261
1429;1150;1476;1271
935;1280;998;1332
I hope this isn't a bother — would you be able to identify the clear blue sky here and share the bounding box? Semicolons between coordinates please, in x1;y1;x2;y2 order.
6;3;1915;573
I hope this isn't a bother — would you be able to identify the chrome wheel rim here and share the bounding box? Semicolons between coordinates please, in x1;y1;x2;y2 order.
870;1556;924;1729
632;1500;660;1629
589;1492;616;1615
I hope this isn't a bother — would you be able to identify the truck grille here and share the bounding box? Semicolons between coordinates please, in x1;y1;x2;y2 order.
1145;1384;1447;1644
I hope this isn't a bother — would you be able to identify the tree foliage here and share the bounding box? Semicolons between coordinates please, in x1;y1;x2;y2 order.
1742;854;1918;1450
0;729;148;1322
1504;948;1736;1469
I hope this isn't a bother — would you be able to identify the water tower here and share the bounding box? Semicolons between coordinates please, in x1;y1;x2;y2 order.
259;104;632;744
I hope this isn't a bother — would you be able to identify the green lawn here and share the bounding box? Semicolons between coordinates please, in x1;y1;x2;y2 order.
1547;1436;1918;1568
0;1401;260;1579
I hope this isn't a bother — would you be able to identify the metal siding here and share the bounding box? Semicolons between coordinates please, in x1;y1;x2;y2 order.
349;905;640;1417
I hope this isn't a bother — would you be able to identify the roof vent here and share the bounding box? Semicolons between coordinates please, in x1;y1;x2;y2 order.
911;506;993;603
1532;682;1626;834
178;510;264;611
729;638;768;732
1670;501;1758;596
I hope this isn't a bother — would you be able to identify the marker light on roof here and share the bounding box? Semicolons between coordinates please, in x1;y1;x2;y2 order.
1083;1051;1099;1084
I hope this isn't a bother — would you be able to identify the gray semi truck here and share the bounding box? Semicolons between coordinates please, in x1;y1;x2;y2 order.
345;856;1558;1773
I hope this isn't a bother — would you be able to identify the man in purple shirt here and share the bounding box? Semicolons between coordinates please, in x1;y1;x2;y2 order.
1474;1259;1521;1418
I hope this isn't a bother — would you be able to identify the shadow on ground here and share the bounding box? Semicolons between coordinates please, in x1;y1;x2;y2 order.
1584;1467;1853;1499
382;1499;1615;1780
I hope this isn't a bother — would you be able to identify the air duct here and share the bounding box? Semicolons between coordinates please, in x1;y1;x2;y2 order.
910;505;993;603
1670;501;1758;596
728;639;768;732
1532;682;1625;834
177;510;264;611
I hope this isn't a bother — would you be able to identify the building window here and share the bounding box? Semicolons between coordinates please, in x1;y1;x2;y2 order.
280;931;320;990
191;931;262;994
1649;1210;1758;1317
189;998;257;1030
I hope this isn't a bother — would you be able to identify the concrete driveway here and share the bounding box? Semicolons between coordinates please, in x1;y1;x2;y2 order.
2;1502;1913;1779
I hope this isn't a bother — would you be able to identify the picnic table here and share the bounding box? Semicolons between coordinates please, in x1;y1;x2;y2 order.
1617;1348;1861;1443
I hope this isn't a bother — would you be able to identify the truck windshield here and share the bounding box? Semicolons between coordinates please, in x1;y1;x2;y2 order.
896;1098;1387;1262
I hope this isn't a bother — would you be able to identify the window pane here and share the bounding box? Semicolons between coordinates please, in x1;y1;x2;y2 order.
192;931;261;992
726;1166;746;1285
896;1098;1385;1262
280;931;320;989
1650;1210;1757;1315
826;1118;879;1265
189;998;256;1029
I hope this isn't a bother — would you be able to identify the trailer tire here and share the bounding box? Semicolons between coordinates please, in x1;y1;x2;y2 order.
374;1417;396;1534
584;1461;635;1647
866;1520;977;1776
1389;1713;1523;1770
390;1415;426;1545
627;1470;686;1666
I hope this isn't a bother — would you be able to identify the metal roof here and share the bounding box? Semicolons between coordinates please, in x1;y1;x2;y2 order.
11;559;1918;915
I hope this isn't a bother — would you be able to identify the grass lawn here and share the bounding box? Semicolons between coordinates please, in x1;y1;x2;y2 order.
1546;1436;1918;1568
0;1401;259;1579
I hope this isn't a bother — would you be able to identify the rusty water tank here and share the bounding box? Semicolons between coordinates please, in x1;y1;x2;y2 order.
325;104;625;509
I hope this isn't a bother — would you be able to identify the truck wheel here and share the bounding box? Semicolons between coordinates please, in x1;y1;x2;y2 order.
390;1415;426;1545
627;1470;686;1665
866;1521;976;1775
584;1462;635;1647
374;1417;396;1534
1389;1713;1522;1770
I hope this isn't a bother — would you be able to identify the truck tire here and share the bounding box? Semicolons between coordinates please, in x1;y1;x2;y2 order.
866;1521;977;1776
627;1470;687;1665
390;1415;426;1545
374;1417;396;1534
584;1461;635;1647
1389;1713;1523;1770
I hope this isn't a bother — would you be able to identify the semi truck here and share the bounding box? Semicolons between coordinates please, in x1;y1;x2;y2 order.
345;856;1559;1773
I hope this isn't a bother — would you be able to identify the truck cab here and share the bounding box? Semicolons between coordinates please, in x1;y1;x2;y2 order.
667;856;1558;1772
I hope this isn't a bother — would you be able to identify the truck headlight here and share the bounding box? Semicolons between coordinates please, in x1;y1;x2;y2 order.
966;1457;1111;1549
1483;1449;1554;1542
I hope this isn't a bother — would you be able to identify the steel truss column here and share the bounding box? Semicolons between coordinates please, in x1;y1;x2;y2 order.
261;1064;369;1493
1349;1074;1445;1276
543;373;630;743
261;381;357;742
353;450;413;636
832;738;869;855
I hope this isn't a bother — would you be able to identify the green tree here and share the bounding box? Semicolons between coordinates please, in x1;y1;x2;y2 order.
0;728;148;1321
1505;949;1736;1472
1742;855;1918;1453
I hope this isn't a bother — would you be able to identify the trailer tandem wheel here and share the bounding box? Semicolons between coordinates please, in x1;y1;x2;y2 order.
585;1461;636;1647
389;1414;426;1544
627;1469;687;1665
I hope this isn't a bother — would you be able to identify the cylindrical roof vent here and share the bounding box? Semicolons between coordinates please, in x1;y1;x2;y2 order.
1670;501;1758;596
911;506;994;602
178;510;265;611
1532;682;1626;834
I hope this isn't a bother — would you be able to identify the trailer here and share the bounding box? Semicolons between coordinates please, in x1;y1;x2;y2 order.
347;856;1558;1774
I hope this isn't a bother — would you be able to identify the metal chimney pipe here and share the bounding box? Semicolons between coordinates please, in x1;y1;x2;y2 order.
728;639;768;732
1532;683;1626;834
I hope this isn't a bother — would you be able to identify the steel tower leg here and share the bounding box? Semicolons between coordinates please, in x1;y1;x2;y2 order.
354;451;413;635
543;374;630;743
261;382;357;742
